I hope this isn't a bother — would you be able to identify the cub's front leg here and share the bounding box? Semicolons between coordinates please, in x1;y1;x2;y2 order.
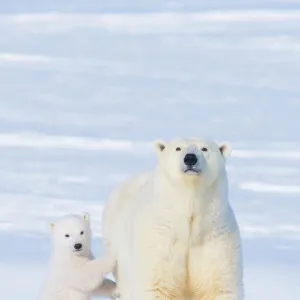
69;252;117;293
92;278;119;299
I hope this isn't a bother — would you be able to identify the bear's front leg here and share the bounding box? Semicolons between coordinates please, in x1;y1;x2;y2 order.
193;292;242;300
131;232;187;300
128;203;189;300
138;290;175;300
189;230;243;300
214;292;243;300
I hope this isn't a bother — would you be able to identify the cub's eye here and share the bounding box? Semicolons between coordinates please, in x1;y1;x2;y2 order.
65;234;70;238
176;147;181;151
80;231;84;235
202;147;208;152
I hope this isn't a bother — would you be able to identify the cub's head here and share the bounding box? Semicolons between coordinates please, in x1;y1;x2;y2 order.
155;137;232;186
49;213;92;257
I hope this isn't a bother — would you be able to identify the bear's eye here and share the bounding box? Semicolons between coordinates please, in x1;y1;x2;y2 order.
65;234;70;238
201;147;208;152
176;147;181;151
80;231;84;235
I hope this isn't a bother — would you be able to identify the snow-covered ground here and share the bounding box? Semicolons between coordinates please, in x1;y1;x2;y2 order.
0;1;300;299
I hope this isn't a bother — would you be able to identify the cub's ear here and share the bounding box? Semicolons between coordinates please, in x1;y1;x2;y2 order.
49;222;55;231
219;142;232;159
83;212;90;221
154;140;167;154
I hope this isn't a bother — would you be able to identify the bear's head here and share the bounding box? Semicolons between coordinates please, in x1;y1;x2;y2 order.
49;213;92;257
154;138;232;187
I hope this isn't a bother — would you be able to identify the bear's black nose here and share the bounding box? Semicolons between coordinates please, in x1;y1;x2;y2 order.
184;153;198;166
74;243;82;250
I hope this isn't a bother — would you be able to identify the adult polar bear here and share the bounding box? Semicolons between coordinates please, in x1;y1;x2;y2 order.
102;137;243;300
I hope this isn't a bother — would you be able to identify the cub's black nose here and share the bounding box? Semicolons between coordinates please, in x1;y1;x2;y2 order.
184;153;198;166
74;243;82;250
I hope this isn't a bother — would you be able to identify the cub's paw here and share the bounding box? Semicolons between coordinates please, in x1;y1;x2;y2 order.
110;287;120;299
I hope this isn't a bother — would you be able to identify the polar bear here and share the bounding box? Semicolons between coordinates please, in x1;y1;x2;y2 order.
102;137;243;300
38;213;118;300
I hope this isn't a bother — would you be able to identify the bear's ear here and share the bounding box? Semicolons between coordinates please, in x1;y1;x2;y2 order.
83;212;90;221
219;142;232;159
154;140;166;154
49;222;55;231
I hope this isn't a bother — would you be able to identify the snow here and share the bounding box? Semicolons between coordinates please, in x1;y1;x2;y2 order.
0;1;300;299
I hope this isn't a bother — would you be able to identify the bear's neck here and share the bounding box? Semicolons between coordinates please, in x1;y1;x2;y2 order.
153;168;229;217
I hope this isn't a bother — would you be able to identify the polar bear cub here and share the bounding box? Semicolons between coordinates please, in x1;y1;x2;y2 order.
102;137;243;300
38;213;118;300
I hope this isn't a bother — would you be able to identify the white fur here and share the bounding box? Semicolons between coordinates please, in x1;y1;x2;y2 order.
38;213;118;300
102;137;243;300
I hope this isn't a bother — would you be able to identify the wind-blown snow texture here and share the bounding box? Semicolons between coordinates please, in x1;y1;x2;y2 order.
0;1;300;299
